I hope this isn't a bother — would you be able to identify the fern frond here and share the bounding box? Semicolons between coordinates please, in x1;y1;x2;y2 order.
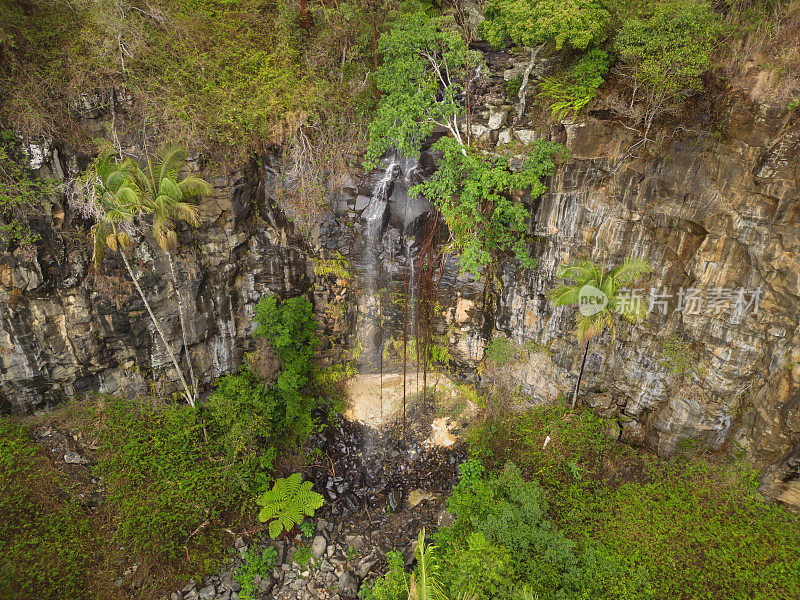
256;473;325;539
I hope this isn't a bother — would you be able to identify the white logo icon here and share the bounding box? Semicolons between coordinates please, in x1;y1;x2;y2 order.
578;284;608;316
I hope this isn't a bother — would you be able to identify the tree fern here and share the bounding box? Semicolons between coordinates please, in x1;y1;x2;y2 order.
256;473;324;539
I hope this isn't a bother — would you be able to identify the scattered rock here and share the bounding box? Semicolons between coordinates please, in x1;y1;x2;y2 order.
513;129;538;145
488;106;509;130
388;489;403;513
64;450;85;464
312;535;327;558
356;555;380;578
407;490;435;507
338;570;359;599
198;584;216;600
344;534;365;553
354;195;371;211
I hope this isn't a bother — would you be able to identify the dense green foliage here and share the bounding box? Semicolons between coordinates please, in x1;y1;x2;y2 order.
561;458;800;599
0;419;96;600
614;0;724;130
359;551;407;600
256;473;325;538
95;397;239;566
538;49;612;118
368;9;563;277
412;137;560;275
482;0;611;50
366;11;480;166
437;460;627;600
88;293;321;585
208;294;320;494
484;336;520;367
364;403;800;600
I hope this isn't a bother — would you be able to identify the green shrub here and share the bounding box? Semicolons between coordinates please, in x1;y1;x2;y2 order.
207;294;320;494
301;520;316;538
0;133;52;248
365;11;480;166
438;460;623;599
411;136;561;276
236;547;278;600
206;368;281;495
482;0;611;50
252;295;318;429
484;336;520;367
538;49;611;118
358;550;407;600
469;402;617;489
560;456;800;599
614;0;724;132
0;418;95;600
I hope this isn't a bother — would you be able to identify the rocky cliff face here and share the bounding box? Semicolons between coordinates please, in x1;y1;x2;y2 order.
1;56;798;506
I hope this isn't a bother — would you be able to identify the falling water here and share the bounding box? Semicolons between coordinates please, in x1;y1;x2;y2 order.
358;154;399;383
354;155;400;460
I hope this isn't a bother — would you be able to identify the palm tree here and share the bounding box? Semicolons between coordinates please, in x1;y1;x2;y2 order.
406;528;445;600
89;150;196;407
128;146;211;404
548;257;652;408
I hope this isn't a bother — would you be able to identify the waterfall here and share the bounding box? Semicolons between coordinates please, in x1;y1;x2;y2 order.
358;155;399;374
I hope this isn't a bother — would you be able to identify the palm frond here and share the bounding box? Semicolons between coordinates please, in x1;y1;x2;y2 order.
158;177;182;201
577;313;602;341
610;256;652;286
116;186;144;211
125;160;154;201
600;276;615;300
171;202;200;227
408;529;444;600
91;222;112;266
93;150;115;184
153;218;175;252
104;169;128;194
556;259;601;284
156;145;188;184
548;284;581;307
178;175;212;199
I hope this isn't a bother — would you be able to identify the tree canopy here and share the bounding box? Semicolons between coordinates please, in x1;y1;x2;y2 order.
482;0;611;50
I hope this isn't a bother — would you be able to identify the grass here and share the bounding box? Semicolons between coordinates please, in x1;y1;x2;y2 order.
0;418;97;600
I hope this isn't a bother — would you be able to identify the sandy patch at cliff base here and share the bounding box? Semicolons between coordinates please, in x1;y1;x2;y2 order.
343;371;477;446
